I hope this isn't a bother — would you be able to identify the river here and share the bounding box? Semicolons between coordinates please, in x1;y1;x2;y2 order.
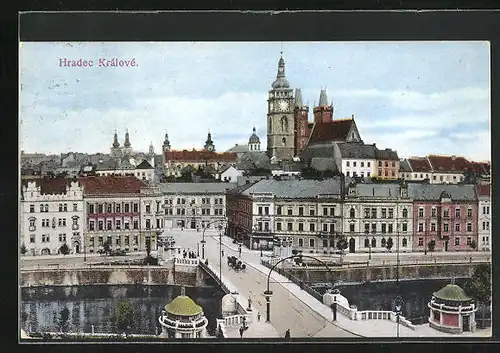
20;285;225;336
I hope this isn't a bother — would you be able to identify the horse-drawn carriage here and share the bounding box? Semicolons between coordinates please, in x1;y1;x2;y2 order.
227;255;246;271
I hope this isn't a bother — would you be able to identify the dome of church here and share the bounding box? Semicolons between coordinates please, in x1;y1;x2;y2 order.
272;77;290;89
221;294;238;314
248;127;260;144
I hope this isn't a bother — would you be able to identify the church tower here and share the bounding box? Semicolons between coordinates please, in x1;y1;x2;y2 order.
313;89;334;123
203;131;215;152
293;88;310;157
162;131;171;167
148;142;155;167
123;129;133;156
267;53;295;162
110;130;122;158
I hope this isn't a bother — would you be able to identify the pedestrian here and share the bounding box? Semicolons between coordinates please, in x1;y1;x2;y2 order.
257;312;261;322
239;326;244;338
284;328;290;340
221;249;224;257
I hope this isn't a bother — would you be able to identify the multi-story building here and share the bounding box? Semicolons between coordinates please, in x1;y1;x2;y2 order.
334;142;376;178
79;176;151;253
343;182;413;254
400;157;434;182
160;183;236;230
226;183;256;245
95;159;155;182
408;184;478;252
476;184;491;251
375;147;400;179
140;184;165;247
228;178;345;253
20;177;84;255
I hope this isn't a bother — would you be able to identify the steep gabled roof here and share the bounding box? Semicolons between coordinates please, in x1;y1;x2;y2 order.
78;176;145;195
135;160;154;170
427;155;471;173
399;159;412;172
407;184;477;201
337;142;376;160
308;119;354;145
407;157;432;173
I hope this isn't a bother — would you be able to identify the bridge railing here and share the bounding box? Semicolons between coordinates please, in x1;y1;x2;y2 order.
20;263;166;271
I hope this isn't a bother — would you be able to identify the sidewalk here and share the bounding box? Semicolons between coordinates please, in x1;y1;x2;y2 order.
213;235;492;338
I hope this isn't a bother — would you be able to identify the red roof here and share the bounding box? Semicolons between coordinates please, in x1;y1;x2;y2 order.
165;150;237;163
476;184;490;197
308;119;354;144
407;157;432;172
427;155;471;173
78;176;145;195
21;177;73;194
469;161;490;175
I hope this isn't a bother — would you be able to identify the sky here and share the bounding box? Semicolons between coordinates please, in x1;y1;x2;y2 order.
19;41;490;162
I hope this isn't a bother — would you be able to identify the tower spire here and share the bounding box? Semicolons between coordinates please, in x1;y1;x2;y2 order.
124;129;131;148
112;130;120;148
271;52;290;89
318;89;329;107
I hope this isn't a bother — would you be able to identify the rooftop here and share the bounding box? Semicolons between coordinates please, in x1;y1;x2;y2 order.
407;157;432;173
428;155;471;173
242;178;343;199
407;184;477;201
159;182;237;194
308;119;354;145
433;284;471;302
165;295;203;316
78;176;145;195
21;177;75;195
165;150;237;162
135;160;154;170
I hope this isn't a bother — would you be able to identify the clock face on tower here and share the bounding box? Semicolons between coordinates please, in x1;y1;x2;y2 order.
278;99;289;112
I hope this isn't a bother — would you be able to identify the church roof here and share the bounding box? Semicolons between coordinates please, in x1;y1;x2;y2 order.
308;119;354;145
248;127;260;144
318;89;329;107
165;295;203;316
433;284;471;302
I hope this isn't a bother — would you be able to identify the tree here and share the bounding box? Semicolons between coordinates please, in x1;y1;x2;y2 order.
386;238;394;252
20;243;27;255
427;240;436;253
464;264;491;328
146;238;152;258
57;307;70;333
111;301;135;333
103;239;112;255
336;236;348;258
59;243;70;255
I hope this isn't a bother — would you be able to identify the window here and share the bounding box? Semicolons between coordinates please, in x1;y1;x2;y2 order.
418;223;424;232
364;208;370;218
361;162;364;167
467;223;472;232
443;209;449;218
364;223;370;233
322;239;328;248
133;203;139;213
287;223;293;231
298;223;304;231
323;224;328;232
467;237;472;245
350;223;355;232
30;234;35;243
146;205;151;214
381;208;387;218
455;223;460;232
381;223;387;233
276;222;282;231
264;222;269;231
431;223;436;232
299;207;304;216
455;237;460;246
310;223;315;232
124;221;130;230
486;221;490;230
89;221;95;231
39;204;44;212
368;172;371;177
402;208;408;218
264;206;269;215
323;207;328;216
330;207;335;216
353;162;357;167
257;222;263;231
287;208;292;216
258;206;262;215
388;208;394;218
29;204;35;213
98;221;104;230
107;220;112;230
368;162;371;167
418;208;424;218
402;223;408;232
58;204;63;212
346;171;350;177
402;238;407;247
277;206;282;215
133;220;139;229
431;208;437;218
309;209;315;216
455;208;460;218
298;238;303;247
309;238;315;247
350;208;355;218
381;238;386;247
364;238;370;247
59;234;66;242
371;223;376;233
146;219;151;229
379;161;382;167
330;224;335;234
42;234;49;243
176;198;180;205
418;238;423;246
371;208;377;218
443;223;449;232
467;208;472;217
371;238;376;248
346;161;350;167
115;220;121;230
388;224;393;233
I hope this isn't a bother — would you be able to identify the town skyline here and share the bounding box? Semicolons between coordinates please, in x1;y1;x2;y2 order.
20;41;490;161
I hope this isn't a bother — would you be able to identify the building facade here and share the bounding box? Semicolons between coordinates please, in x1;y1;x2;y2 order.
79;176;153;253
375;147;400;180
343;182;413;254
408;184;478;252
476;184;491;251
20;178;85;256
160;183;236;229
